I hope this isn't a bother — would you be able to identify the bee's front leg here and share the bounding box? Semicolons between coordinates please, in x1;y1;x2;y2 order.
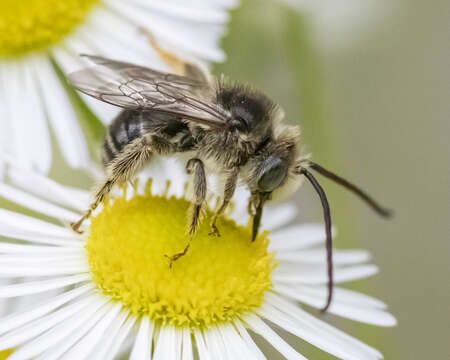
166;158;206;267
209;169;239;237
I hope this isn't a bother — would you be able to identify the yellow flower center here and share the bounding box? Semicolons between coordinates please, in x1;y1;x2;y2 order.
0;0;99;57
0;349;13;360
86;181;276;328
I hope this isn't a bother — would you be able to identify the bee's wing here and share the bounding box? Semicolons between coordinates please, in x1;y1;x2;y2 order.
68;55;229;128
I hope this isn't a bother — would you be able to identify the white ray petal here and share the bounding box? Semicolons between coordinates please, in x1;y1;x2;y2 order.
0;228;81;247
3;158;88;211
106;0;225;61
0;292;97;350
130;316;154;360
216;324;257;360
3;61;32;170
23;58;52;173
106;315;137;360
259;303;374;360
0;261;88;277
276;249;371;265
193;330;211;360
33;55;89;169
90;309;129;359
233;319;267;360
6;294;106;360
0;183;80;222
273;264;379;285
263;204;298;230
274;287;396;326
0;243;82;255
0;284;93;335
203;327;229;360
35;300;114;360
62;302;122;360
0;274;90;298
126;0;229;23
244;314;307;360
274;284;387;310
181;327;193;360
269;224;335;252
153;326;180;360
0;209;77;239
0;67;11;179
0;253;85;264
266;293;383;359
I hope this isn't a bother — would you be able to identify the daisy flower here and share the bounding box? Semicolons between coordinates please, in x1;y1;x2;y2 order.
0;157;395;360
0;0;235;174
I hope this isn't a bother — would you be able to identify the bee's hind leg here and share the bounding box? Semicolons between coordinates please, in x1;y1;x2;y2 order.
165;158;206;267
71;136;157;234
209;169;239;237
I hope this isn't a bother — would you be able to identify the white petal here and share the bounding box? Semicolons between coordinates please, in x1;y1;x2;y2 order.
0;260;88;277
0;274;90;298
62;302;122;360
3;157;88;211
273;264;379;284
90;309;129;359
0;183;80;222
0;284;93;335
106;315;137;360
126;0;229;23
193;329;211;360
244;314;307;360
266;293;383;359
269;224;335;252
106;0;225;61
233;319;267;360
0;243;82;255
6;294;106;360
263;204;297;230
276;249;371;265
33;55;89;169
274;284;387;310
181;327;193;360
35;300;114;360
130;316;154;360
0;292;97;350
0;208;77;240
203;327;230;360
216;325;258;360
23;57;52;173
2;61;33;170
259;302;377;360
153;326;180;360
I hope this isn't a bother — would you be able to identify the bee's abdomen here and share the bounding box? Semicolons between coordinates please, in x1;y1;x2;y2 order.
102;110;142;167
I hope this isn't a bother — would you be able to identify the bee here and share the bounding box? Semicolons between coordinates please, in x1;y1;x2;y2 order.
68;40;392;312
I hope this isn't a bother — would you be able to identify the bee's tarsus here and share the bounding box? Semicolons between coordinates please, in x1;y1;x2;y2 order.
208;224;221;237
165;243;191;268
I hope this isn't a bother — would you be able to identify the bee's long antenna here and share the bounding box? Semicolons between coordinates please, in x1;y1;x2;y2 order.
300;168;333;313
308;161;393;218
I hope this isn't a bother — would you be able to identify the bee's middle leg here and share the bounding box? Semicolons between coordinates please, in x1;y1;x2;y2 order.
209;169;239;237
166;158;206;267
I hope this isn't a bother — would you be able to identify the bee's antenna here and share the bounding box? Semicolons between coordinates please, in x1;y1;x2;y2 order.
299;168;333;313
308;161;393;218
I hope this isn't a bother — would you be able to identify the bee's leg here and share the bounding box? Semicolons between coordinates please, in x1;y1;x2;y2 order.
209;169;239;237
139;28;209;82
165;158;206;267
71;135;164;233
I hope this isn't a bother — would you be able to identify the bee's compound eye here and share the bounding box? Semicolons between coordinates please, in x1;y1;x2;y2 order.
258;156;288;192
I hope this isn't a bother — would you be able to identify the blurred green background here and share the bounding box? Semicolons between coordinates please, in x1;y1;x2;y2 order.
215;0;449;359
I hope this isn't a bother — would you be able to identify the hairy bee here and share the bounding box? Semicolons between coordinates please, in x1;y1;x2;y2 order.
68;43;392;312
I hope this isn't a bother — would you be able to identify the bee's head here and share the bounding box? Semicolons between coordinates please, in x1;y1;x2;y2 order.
216;83;277;137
